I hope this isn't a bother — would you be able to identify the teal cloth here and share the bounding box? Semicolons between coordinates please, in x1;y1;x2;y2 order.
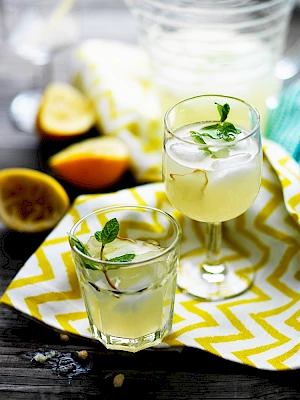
266;80;300;162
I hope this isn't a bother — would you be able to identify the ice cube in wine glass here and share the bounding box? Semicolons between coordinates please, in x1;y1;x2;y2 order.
211;153;252;170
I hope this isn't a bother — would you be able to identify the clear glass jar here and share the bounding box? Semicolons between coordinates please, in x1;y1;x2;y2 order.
125;0;295;133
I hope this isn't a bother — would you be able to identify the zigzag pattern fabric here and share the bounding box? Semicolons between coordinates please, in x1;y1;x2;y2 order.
1;139;299;371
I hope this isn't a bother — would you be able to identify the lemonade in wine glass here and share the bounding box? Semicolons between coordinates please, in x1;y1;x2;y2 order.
163;94;262;300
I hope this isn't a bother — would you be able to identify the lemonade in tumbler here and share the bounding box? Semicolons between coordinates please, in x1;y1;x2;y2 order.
69;205;181;352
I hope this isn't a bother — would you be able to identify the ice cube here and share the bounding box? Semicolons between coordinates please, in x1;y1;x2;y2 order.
181;134;195;144
211;153;252;170
233;137;251;150
112;288;154;314
169;142;208;167
87;236;164;262
87;236;102;258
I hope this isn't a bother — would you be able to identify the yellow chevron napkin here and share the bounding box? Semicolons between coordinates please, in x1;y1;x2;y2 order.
1;139;299;371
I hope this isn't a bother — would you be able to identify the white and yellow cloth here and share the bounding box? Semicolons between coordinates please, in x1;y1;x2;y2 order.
1;139;299;370
70;39;164;182
1;40;300;371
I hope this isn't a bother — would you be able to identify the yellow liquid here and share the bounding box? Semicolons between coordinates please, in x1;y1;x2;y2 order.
77;243;178;352
164;124;262;223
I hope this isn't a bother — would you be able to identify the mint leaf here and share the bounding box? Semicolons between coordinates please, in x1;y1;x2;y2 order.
216;102;230;122
94;231;102;242
221;122;241;134
202;147;213;154
69;233;90;256
190;103;241;148
211;148;230;158
190;131;206;144
68;233;97;270
100;218;119;245
201;124;219;131
217;131;236;141
216;123;241;142
84;261;98;270
201;133;217;139
107;254;136;263
191;131;217;146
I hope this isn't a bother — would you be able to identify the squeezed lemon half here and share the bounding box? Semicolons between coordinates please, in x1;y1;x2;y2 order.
0;168;70;232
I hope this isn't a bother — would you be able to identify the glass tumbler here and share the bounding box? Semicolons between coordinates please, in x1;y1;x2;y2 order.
125;0;295;133
69;205;182;352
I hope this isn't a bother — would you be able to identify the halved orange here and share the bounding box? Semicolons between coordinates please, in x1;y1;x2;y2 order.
49;136;130;190
36;82;96;140
0;168;70;233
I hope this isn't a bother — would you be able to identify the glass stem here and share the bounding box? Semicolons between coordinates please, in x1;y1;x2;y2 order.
203;222;223;271
0;1;5;41
32;61;52;91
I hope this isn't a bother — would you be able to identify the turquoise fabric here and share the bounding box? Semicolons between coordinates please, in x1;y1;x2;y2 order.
266;80;300;163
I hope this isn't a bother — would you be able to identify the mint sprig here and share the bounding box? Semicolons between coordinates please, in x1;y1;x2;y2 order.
190;102;241;145
69;218;136;265
94;218;135;263
69;218;136;292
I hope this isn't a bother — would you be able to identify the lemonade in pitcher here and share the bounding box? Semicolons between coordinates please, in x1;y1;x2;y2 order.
152;30;281;133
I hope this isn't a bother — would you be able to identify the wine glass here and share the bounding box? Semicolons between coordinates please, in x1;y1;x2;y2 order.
162;94;262;300
2;0;81;134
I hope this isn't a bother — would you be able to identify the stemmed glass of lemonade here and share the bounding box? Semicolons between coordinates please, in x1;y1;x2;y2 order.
163;94;262;300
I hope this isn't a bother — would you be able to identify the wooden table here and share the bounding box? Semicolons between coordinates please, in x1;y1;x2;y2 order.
1;1;300;398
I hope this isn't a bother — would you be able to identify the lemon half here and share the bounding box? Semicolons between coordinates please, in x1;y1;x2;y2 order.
36;82;96;140
0;168;70;232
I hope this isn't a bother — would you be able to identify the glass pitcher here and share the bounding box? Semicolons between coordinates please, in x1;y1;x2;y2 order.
125;0;296;133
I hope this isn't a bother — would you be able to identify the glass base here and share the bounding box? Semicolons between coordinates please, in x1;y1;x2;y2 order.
90;324;169;353
9;89;42;134
177;260;254;301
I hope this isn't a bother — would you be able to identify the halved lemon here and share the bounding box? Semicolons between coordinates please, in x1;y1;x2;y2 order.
49;136;130;190
0;168;70;233
36;82;96;140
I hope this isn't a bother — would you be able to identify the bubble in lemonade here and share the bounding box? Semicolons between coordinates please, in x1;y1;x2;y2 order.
164;111;262;223
71;223;178;352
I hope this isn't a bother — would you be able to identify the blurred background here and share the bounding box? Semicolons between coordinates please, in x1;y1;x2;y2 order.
0;0;299;181
0;0;137;139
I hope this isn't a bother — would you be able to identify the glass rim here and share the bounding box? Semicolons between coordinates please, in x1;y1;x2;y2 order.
164;93;260;147
69;204;182;267
136;0;292;16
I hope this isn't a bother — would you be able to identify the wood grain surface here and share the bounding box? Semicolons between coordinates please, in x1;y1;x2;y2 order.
0;1;300;399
